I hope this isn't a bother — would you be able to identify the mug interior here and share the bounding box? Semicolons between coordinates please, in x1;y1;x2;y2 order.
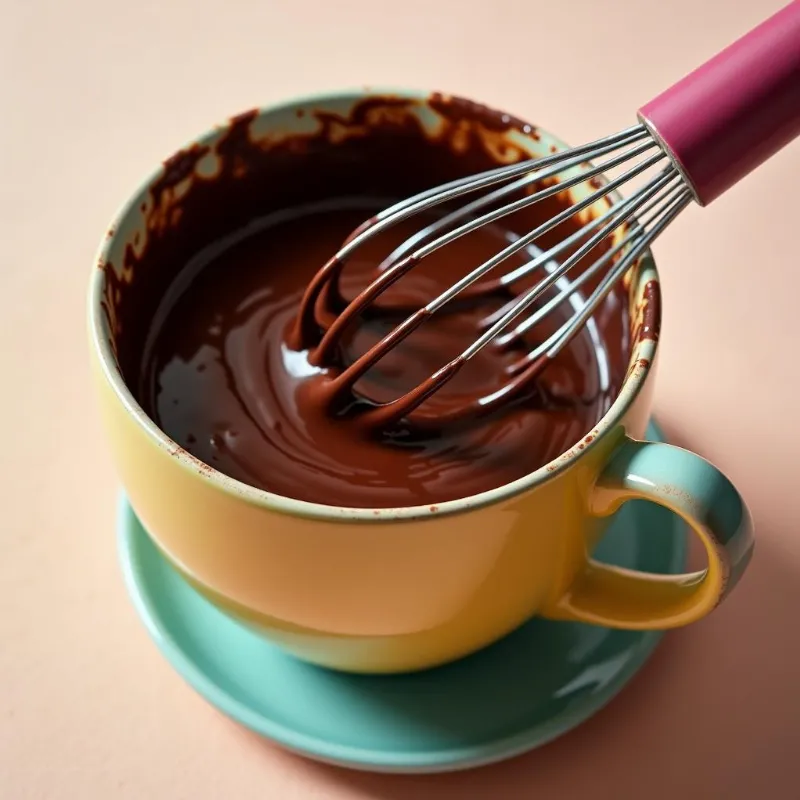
90;89;659;516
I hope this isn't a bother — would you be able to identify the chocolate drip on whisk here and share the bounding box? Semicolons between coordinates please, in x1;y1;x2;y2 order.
291;126;691;429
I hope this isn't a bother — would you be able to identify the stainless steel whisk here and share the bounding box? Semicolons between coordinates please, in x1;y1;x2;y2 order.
296;1;800;428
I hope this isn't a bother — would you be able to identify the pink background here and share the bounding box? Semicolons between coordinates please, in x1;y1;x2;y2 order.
2;0;798;796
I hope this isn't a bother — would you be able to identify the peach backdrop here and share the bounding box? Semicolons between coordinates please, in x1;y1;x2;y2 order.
2;0;798;797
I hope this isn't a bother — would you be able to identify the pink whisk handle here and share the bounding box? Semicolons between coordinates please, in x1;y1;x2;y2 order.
638;1;800;206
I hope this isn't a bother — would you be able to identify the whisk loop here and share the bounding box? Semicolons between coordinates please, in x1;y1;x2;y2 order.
293;126;690;429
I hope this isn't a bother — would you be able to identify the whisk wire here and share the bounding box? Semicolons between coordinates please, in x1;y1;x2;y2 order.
359;177;693;428
401;140;661;281
301;123;704;427
447;165;678;360
315;145;669;366
498;179;690;347
336;124;650;261
380;130;656;268
526;186;693;365
427;154;670;318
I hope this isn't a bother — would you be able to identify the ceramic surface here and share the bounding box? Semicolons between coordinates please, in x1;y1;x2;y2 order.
90;90;753;673
118;423;686;772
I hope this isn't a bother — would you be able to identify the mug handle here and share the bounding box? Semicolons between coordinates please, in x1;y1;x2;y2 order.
543;437;754;629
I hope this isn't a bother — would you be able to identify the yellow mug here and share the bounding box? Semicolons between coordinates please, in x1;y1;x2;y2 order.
88;89;754;674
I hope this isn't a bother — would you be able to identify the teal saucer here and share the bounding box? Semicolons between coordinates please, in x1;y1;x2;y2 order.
118;421;686;773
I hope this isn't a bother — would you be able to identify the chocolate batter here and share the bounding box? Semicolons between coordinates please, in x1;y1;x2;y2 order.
111;96;632;508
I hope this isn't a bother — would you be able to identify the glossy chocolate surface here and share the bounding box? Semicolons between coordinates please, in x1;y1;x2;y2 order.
107;96;633;507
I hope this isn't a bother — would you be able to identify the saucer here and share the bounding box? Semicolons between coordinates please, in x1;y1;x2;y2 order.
118;421;686;773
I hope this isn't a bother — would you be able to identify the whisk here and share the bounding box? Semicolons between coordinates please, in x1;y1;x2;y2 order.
295;1;800;429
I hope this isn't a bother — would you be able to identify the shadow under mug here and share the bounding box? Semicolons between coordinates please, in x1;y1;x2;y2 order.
88;89;754;674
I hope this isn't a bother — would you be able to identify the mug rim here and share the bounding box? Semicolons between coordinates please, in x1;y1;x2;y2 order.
88;86;660;522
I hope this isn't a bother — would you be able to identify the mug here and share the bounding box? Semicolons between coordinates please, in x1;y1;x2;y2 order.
88;88;754;674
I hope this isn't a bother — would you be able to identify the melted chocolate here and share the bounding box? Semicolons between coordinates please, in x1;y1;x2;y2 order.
108;94;633;508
